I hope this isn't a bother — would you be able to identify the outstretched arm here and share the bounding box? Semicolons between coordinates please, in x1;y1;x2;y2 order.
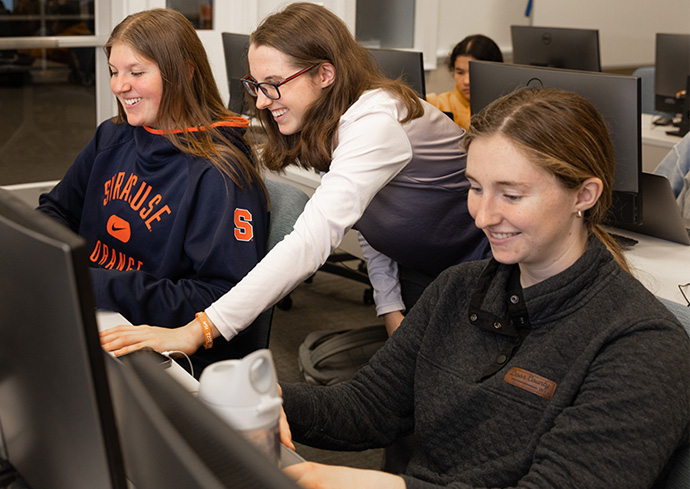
284;463;404;489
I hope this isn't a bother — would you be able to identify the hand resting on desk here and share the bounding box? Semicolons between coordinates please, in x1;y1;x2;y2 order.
99;322;203;357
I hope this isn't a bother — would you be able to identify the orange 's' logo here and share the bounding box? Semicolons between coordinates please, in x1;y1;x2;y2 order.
234;208;254;242
107;215;132;243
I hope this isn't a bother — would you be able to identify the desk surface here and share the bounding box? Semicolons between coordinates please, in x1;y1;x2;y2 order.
641;113;684;149
96;311;200;394
608;226;690;305
641;113;683;172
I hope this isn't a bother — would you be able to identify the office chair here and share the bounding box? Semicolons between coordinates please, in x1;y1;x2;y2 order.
657;296;690;489
633;66;657;115
224;179;309;354
633;66;675;121
264;178;372;311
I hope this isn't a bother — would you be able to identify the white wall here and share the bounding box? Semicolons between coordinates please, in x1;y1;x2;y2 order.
107;0;355;112
103;0;690;115
435;0;530;61
435;0;690;69
531;0;690;68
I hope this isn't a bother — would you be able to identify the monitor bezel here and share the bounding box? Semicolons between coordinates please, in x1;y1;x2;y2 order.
511;25;602;72
654;33;690;115
0;188;127;489
368;46;426;98
221;32;251;116
468;61;642;226
105;352;302;489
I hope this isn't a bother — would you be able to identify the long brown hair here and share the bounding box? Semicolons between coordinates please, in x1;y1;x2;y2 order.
104;8;263;191
465;88;629;272
249;2;424;173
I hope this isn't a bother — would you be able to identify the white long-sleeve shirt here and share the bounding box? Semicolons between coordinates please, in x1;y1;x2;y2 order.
207;89;489;340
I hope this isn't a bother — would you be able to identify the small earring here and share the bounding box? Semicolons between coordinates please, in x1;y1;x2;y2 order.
576;210;583;218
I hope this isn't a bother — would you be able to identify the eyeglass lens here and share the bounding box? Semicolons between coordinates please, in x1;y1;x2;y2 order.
242;80;280;100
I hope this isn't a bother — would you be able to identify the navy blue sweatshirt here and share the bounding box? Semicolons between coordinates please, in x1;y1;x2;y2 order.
38;118;268;372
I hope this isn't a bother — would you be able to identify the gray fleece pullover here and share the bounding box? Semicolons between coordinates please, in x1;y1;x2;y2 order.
282;238;690;488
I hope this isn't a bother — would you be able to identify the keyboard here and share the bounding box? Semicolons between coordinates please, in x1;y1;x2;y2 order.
610;232;639;249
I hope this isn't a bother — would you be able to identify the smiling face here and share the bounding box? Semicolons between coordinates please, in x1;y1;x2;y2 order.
466;134;591;287
247;44;332;136
453;55;474;101
108;42;163;128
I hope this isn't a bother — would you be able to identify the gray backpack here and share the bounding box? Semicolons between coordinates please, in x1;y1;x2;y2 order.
297;325;388;385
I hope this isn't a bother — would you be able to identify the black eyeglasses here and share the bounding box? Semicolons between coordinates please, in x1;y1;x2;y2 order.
241;65;317;101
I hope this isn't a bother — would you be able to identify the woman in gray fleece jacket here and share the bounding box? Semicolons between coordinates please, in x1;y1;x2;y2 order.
279;88;690;489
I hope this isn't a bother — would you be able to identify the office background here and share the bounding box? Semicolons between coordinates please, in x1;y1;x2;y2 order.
2;0;690;471
2;0;690;187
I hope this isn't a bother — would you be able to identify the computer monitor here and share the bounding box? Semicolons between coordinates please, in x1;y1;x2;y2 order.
0;188;127;489
0;187;303;489
654;33;690;136
105;351;301;489
221;32;251;116
469;61;641;226
511;25;601;72
368;47;426;98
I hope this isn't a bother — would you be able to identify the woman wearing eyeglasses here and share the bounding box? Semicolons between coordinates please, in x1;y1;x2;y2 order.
102;3;488;375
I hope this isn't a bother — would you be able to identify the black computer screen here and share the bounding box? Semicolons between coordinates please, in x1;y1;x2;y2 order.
0;187;302;489
105;352;301;489
654;33;690;116
221;32;251;116
0;188;127;489
469;61;641;226
368;47;426;98
511;25;601;72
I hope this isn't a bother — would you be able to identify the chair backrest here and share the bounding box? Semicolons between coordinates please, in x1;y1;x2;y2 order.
229;179;310;356
633;66;676;118
633;66;657;115
658;297;690;489
264;178;310;251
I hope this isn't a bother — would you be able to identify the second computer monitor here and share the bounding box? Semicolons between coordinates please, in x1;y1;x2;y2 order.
222;32;251;116
368;47;426;98
511;25;601;72
654;33;690;116
469;61;641;226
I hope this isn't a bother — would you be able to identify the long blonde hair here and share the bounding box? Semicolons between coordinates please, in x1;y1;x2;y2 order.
466;87;629;272
249;2;424;173
105;8;263;191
